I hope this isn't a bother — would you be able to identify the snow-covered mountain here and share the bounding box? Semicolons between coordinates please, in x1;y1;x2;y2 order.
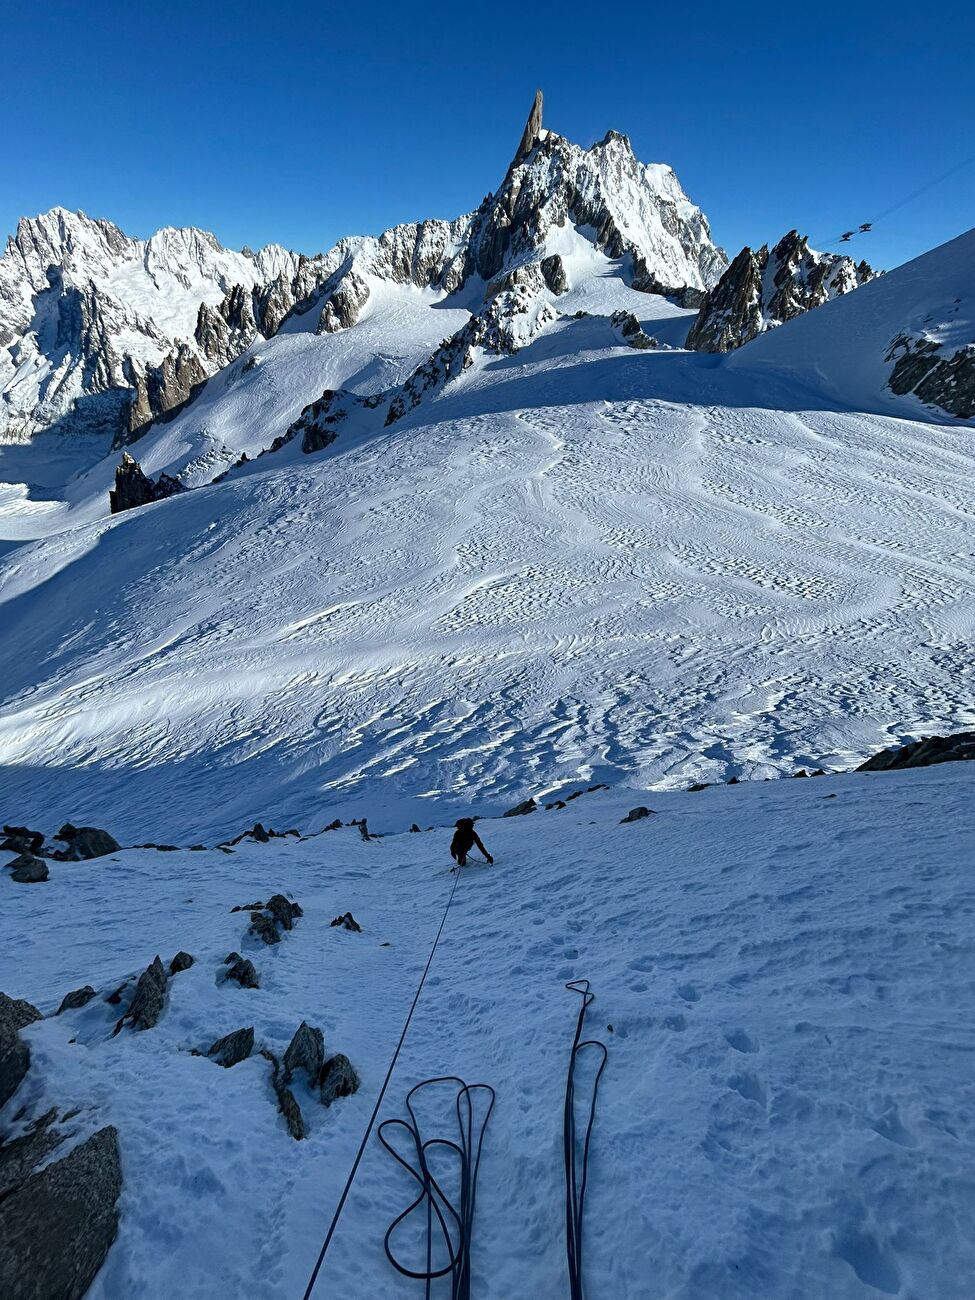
0;91;725;456
685;230;874;352
0;207;309;442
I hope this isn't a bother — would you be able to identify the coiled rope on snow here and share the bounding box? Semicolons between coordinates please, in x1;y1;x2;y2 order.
378;1076;495;1299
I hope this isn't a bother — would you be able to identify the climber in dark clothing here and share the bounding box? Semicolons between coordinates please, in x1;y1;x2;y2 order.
450;818;493;868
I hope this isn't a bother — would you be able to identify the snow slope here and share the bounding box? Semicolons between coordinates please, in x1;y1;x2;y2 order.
2;766;973;1298
1;301;973;840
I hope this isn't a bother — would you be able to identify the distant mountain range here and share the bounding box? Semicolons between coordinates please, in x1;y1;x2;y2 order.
10;88;957;471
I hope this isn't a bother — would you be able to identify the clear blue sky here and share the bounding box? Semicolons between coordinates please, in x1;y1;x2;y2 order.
3;0;973;272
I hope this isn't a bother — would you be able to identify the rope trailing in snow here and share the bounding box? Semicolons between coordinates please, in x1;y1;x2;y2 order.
378;1076;495;1299
302;869;463;1299
563;979;608;1300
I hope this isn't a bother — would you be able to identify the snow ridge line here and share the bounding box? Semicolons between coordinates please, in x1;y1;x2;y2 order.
302;866;463;1298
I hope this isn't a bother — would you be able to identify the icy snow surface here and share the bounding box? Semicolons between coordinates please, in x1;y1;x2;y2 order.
2;769;973;1297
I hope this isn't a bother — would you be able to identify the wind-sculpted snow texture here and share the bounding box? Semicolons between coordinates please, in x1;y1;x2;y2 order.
1;294;973;838
1;772;973;1297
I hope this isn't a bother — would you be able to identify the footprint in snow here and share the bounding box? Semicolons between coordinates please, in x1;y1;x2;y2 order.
677;983;700;1002
725;1029;759;1053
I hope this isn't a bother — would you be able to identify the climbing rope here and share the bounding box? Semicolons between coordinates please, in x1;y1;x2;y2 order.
378;1076;496;1299
563;980;608;1300
302;868;463;1299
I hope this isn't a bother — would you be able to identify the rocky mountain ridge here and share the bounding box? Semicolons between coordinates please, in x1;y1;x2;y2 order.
685;229;874;352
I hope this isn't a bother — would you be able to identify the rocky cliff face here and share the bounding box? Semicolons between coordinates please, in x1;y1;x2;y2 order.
0;208;311;444
886;332;975;418
246;93;727;348
685;230;873;353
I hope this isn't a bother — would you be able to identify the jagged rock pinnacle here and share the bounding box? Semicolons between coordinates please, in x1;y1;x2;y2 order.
515;89;544;160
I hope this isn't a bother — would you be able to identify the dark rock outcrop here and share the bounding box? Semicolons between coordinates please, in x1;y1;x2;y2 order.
319;1054;360;1108
225;958;259;989
57;987;97;1014
7;854;48;883
504;798;537;817
53;824;121;860
207;1026;254;1068
0;994;42;1032
1;826;44;856
540;253;567;294
620;806;656;823
261;1050;304;1140
283;1022;324;1084
857;731;975;773
248;913;280;946
0;1125;122;1300
169;952;194;975
686;231;873;353
317;270;370;334
1;994;41;1108
109;451;186;515
886;334;975;419
113;956;166;1033
0;1110;63;1202
265;894;299;932
330;912;361;932
610;310;658;349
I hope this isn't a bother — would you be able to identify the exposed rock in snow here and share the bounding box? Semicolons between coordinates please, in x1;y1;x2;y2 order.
207;1026;254;1068
6;853;49;883
57;986;98;1014
249;913;280;946
0;994;39;1107
318;1054;360;1108
169;952;194;975
0;1125;122;1300
282;1022;324;1084
53;823;121;860
113;956;167;1033
504;798;537;816
620;806;656;823
265;894;299;932
857;731;975;772
886;332;975;418
540;252;568;294
109;451;186;514
262;1049;304;1140
1;827;45;856
686;231;873;352
330;912;361;932
610;309;659;349
317;270;370;334
0;1110;63;1202
225;958;259;989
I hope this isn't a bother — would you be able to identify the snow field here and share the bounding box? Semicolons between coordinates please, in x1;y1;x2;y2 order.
2;765;973;1297
1;314;973;840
